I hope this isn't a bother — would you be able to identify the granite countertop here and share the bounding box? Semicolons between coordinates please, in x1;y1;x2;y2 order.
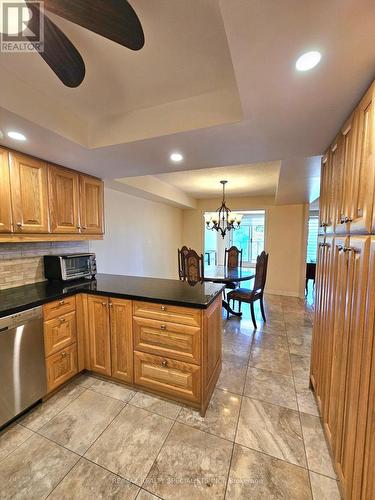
0;273;224;318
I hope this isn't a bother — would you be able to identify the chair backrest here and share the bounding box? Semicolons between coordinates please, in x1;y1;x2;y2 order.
178;246;190;280
184;249;204;284
252;251;269;293
224;246;243;268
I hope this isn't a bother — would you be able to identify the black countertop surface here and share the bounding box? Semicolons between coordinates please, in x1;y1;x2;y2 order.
0;274;224;318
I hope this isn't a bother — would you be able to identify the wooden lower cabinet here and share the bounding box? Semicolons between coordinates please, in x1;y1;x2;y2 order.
46;343;78;393
44;311;77;357
134;351;201;403
110;298;133;383
87;295;111;376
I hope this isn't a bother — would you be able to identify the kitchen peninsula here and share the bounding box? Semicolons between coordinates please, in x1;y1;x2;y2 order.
0;274;224;416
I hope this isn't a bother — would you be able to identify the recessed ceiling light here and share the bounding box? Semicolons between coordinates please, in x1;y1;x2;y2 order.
295;51;322;72
170;152;183;162
7;131;27;141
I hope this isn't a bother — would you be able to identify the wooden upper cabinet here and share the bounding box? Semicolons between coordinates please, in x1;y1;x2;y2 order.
349;82;375;234
48;165;80;233
335;114;358;234
80;175;104;234
0;148;12;233
327;137;342;234
9;152;49;233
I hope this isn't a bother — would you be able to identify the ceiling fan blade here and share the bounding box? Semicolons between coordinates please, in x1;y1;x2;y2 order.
43;0;145;50
26;3;85;88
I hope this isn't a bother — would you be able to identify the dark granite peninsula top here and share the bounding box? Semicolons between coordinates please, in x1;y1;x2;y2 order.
0;273;224;318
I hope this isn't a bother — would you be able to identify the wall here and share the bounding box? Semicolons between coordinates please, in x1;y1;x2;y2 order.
182;196;308;298
0;241;89;290
90;187;183;279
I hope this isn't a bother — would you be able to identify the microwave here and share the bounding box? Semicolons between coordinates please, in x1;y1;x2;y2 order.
44;253;97;281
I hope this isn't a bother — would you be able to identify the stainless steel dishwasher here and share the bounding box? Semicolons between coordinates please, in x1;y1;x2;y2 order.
0;306;47;428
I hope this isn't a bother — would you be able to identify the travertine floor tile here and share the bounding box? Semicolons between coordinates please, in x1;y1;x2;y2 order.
288;332;312;356
217;353;248;394
71;373;98;388
129;392;181;419
0;424;33;462
290;354;311;382
48;458;139;500
0;434;79;499
39;390;124;455
226;444;312;499
300;413;336;478
145;423;232;500
85;404;173;486
136;490;160;500
177;389;241;440
20;383;85;431
244;367;297;410
90;379;136;402
249;347;292;376
252;331;289;352
236;397;306;466
295;379;319;416
309;471;341;500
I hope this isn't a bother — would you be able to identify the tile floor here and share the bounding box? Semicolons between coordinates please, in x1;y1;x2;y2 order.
0;294;342;499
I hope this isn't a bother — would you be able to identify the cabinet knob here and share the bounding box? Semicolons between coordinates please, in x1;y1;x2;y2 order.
161;305;166;311
16;222;23;229
344;217;353;223
160;324;166;330
76;225;81;229
82;225;87;230
336;245;343;251
59;300;65;305
61;351;67;358
108;302;113;308
343;247;353;253
102;301;107;306
161;359;168;368
59;317;66;323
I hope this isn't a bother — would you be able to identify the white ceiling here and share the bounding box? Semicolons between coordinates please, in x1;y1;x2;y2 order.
0;0;374;204
155;162;281;198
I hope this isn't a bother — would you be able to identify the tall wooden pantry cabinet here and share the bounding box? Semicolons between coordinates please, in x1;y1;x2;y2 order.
311;80;375;499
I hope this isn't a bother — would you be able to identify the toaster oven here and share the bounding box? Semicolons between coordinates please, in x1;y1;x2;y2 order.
44;253;97;281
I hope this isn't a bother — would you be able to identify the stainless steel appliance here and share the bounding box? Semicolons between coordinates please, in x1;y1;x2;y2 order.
44;253;97;281
0;307;46;428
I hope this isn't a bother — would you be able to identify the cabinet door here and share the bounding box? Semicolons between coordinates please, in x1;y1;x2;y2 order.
326;236;349;448
0;148;12;233
9;152;49;233
48;165;80;233
80;175;104;234
349;82;375;234
310;236;326;392
334;237;370;498
335;114;357;234
87;295;111;376
318;153;329;233
327;138;342;234
46;343;78;393
110;298;133;383
352;237;375;500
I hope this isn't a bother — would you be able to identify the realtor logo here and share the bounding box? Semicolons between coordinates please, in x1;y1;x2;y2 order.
1;0;44;52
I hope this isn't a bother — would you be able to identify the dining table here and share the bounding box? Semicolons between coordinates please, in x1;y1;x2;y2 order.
203;265;255;317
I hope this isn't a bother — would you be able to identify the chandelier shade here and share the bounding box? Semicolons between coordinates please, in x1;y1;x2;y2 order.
204;181;243;238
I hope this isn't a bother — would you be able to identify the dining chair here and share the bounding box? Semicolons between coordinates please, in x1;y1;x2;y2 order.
226;251;269;328
178;246;190;280
184;249;205;285
224;246;243;296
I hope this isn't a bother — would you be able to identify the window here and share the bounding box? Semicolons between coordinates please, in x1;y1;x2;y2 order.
230;211;265;264
307;214;319;263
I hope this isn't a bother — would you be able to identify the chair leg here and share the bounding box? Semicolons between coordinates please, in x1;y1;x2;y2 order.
260;296;266;322
250;302;257;329
238;301;242;313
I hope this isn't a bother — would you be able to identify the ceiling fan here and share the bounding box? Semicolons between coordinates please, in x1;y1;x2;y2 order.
1;0;144;87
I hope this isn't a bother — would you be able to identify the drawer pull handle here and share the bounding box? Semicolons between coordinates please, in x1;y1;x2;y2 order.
61;351;67;358
161;305;166;311
59;300;65;305
160;324;166;330
102;302;107;306
108;302;113;308
59;318;66;323
161;359;168;368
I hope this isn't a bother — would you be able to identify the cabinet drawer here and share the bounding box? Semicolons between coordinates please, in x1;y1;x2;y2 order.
134;351;200;403
133;316;200;364
46;343;78;393
44;311;77;357
44;296;76;321
133;301;201;327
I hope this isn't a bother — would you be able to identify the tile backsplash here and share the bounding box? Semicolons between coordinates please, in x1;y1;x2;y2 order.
0;242;90;290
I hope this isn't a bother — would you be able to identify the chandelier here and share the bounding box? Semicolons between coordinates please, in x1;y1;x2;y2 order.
204;180;243;238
